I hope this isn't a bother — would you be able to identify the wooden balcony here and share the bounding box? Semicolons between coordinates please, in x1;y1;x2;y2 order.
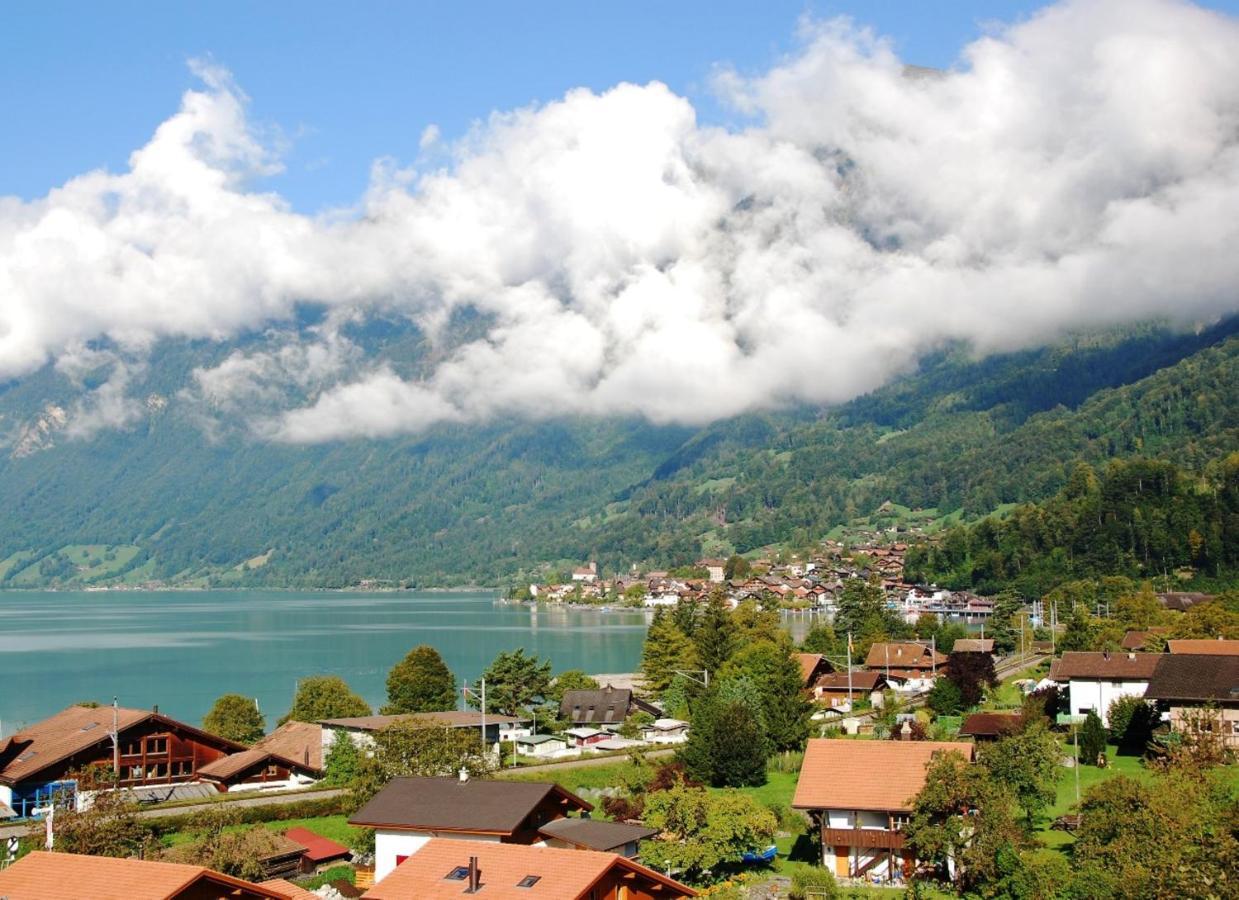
821;827;905;850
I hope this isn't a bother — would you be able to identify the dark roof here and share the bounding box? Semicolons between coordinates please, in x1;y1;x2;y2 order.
559;687;661;723
1052;652;1160;680
1146;655;1239;702
959;712;1023;738
1120;629;1168;651
813;671;887;692
536;818;658;851
348;777;591;833
1157;592;1214;612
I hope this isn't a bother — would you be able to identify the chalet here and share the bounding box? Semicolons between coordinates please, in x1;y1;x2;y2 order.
638;718;690;744
0;851;305;900
0;704;245;818
810;671;888;709
958;711;1023;742
1145;654;1239;748
361;838;695;899
793;739;975;881
537;818;658;858
321;711;530;755
795;653;835;691
254;721;323;774
195;748;319;793
349;775;592;881
559;686;662;727
864;642;947;685
1051;652;1160;726
1167;638;1239;655
1121;629;1168;651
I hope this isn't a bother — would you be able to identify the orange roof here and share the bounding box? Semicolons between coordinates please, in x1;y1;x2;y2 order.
1167;639;1239;656
0;851;293;900
362;838;694;899
793;739;975;813
795;653;824;686
864;642;947;670
254;721;323;771
261;879;320;900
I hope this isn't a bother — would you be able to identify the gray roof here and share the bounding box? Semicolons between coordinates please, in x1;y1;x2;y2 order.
348;776;591;833
537;817;658;851
1146;654;1239;702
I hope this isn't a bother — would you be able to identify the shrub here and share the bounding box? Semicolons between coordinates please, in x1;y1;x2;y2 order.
1106;695;1156;751
788;864;840;899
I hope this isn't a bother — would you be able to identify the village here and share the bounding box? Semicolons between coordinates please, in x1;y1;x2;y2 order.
0;581;1234;899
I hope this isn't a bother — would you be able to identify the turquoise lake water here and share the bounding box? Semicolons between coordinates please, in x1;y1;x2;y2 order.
0;591;649;734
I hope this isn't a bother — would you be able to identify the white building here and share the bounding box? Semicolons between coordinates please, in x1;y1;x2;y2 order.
1051;652;1160;726
639;719;690;744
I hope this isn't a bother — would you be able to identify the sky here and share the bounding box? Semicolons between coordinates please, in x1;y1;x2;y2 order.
3;0;1239;444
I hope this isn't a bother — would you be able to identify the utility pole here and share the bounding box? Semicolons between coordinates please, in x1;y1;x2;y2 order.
109;697;120;778
462;679;488;756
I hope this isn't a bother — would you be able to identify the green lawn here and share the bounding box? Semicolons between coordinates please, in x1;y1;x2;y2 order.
161;814;360;848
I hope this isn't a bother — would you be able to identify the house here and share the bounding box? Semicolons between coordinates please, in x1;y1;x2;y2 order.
865;642;947;685
1167;639;1239;655
515;734;570;758
195;748;319;793
572;562;598;583
564;727;610;749
321;711;530;755
697;558;727;583
793;739;975;881
810;671;888;709
537;818;658;858
0;704;245;818
254;721;323;774
559;686;662;726
1156;592;1214;612
639;718;690;744
0;850;304;900
1051;652;1160;726
361;838;694;899
951;639;994;655
795;653;835;690
349;775;592;881
284;826;353;873
958;712;1024;742
1121;629;1169;651
1145;654;1239;748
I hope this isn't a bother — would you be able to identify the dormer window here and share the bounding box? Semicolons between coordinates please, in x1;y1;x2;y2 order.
517;875;541;888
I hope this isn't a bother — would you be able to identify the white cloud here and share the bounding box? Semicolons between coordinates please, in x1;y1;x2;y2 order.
2;0;1238;443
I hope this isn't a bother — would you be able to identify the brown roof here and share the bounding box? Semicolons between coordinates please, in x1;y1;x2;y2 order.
1167;639;1239;656
793;739;974;813
536;817;658;851
321;711;527;731
195;748;313;782
1157;592;1214;611
0;851;293;900
254;721;323;771
952;639;994;653
349;777;591;833
1146;655;1239;702
361;838;694;899
813;671;887;692
865;642;947;670
1120;629;1170;650
1052;652;1160;680
959;712;1023;738
796;653;824;686
559;687;662;723
0;705;244;785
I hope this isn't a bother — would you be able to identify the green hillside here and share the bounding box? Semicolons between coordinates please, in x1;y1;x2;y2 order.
0;318;1235;589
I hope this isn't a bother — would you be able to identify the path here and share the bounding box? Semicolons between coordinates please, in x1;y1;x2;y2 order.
496;748;676;777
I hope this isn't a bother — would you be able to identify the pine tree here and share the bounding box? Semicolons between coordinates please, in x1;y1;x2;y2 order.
1079;710;1108;767
641;608;699;697
692;593;737;675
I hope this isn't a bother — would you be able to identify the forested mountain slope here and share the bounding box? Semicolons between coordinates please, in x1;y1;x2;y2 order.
0;318;1235;588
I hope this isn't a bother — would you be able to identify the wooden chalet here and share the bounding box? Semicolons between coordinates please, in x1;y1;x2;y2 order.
558;686;662;726
195;747;319;792
810;671;888;708
864;642;947;682
795;653;835;691
0;704;244;818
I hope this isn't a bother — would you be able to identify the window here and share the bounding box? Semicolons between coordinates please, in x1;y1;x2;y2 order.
145;736;168;755
445;866;470;881
517;875;541;888
146;763;167;779
122;740;142;757
892;815;909;831
125;765;144;780
172;760;192;777
266;764;280;776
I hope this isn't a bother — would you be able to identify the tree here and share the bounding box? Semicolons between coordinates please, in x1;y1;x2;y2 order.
202;694;265;745
679;691;767;788
692;594;737;675
473;649;552;717
382;645;457;714
641;608;699;697
349;719;495;813
281;675;371;725
979;723;1061;827
1114;583;1167;630
943;651;998;709
800;622;838;656
834;577;901;658
639;782;777;881
166;806;285;881
1106;695;1156;751
36;770;153;858
927;678;963;716
323;733;362;786
1079;710;1107;767
1058;602;1098;652
988;591;1024;654
723;554;751;581
717;639;810;751
548;669;600;705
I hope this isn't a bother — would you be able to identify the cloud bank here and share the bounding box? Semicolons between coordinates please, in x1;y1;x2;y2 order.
2;0;1238;442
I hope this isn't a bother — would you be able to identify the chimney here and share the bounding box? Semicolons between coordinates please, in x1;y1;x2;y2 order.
900;722;912;741
459;766;469;784
1103;650;1110;661
152;704;158;714
1128;652;1136;661
465;856;481;894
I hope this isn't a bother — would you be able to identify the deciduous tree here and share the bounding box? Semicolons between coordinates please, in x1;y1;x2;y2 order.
944;651;998;709
639;783;777;882
979;723;1061;826
281;675;371;725
382;645;457;714
202;694;265;745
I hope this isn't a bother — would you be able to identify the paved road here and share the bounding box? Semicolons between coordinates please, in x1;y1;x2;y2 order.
0;788;349;841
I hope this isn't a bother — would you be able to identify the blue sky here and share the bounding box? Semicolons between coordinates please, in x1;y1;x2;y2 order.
6;0;1232;213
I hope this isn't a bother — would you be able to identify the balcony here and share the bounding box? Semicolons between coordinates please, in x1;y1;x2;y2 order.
821;827;905;850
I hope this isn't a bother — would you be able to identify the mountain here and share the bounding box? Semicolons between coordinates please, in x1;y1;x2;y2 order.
0;317;1235;589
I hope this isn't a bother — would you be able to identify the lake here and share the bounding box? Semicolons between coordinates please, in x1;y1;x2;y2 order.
0;591;649;733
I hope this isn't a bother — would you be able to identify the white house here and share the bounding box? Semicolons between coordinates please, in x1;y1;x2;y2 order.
639;719;690;744
515;734;570;758
320;711;530;758
348;775;591;882
1051;652;1161;726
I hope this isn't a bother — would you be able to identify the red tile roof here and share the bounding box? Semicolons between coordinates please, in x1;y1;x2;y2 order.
1167;639;1239;656
285;827;352;864
0;851;293;900
959;712;1023;738
362;838;694;899
793;739;974;813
